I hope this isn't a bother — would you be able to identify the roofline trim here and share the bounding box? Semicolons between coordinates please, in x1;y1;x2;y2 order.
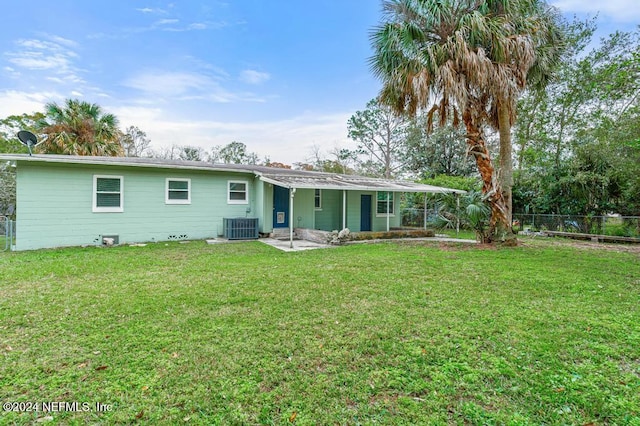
257;175;466;194
1;154;467;194
0;154;254;174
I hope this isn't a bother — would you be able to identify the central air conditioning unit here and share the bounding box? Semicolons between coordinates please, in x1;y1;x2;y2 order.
223;218;259;240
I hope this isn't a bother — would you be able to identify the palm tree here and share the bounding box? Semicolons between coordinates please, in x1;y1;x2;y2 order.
432;190;491;242
370;0;564;242
37;99;124;156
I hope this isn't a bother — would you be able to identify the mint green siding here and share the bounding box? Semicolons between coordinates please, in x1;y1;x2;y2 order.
14;161;405;250
344;191;400;232
258;184;316;231
372;192;401;231
291;188;315;229
261;182;274;232
15;162;261;250
314;189;342;231
313;190;399;232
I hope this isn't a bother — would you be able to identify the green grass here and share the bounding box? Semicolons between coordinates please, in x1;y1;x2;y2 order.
1;239;639;424
0;235;9;250
436;229;478;240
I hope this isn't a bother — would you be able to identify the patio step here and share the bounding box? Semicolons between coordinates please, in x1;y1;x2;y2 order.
271;228;296;240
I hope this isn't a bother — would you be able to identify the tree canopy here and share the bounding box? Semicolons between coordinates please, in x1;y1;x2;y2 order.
370;0;565;242
36;99;124;156
513;24;640;218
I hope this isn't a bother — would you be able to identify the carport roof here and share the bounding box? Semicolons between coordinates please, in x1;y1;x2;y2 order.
257;172;465;193
0;154;466;194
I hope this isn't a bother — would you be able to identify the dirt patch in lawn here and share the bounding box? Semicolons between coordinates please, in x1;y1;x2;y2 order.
520;236;640;255
397;235;640;255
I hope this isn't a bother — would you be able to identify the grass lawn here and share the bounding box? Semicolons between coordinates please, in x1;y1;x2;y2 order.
0;236;9;250
1;239;639;424
435;229;478;240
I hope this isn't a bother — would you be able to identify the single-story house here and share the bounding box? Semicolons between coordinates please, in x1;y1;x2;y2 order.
0;154;464;251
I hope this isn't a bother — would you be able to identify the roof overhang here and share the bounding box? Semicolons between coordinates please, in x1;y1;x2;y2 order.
257;172;466;194
0;154;254;174
0;154;466;194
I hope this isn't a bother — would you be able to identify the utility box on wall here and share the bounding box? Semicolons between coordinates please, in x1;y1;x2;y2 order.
223;218;259;240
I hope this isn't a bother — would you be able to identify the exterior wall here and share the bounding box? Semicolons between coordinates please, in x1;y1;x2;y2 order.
15;162;258;250
258;184;316;233
314;189;342;231
254;179;266;233
345;191;400;232
372;192;401;231
292;188;315;230
261;181;274;232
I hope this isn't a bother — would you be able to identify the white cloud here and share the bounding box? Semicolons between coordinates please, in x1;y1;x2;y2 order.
551;0;640;22
136;7;167;14
110;104;354;164
8;40;72;70
0;90;64;118
43;34;79;48
155;18;179;25
123;71;221;97
159;22;221;32
187;23;207;30
3;66;20;78
123;70;265;103
5;36;84;85
239;69;271;85
70;91;84;97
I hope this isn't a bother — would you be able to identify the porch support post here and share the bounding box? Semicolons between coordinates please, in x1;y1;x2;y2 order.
289;188;296;248
456;193;460;237
342;190;346;230
386;192;390;232
423;193;428;230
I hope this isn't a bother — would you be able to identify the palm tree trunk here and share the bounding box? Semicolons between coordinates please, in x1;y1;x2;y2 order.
497;102;516;244
463;109;509;242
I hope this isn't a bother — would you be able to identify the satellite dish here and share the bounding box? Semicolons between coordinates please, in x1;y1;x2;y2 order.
17;130;39;156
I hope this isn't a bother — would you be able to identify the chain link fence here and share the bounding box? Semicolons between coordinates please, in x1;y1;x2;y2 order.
512;214;640;237
401;208;439;229
402;209;640;238
1;216;15;251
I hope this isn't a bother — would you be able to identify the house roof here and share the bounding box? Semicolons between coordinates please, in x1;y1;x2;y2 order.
0;154;466;194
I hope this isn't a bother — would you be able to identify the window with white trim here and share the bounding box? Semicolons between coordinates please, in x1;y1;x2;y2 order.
228;180;248;204
314;189;322;210
93;175;123;213
376;191;394;216
166;178;191;204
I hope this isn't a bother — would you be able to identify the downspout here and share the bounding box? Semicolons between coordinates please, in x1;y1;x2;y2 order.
342;190;346;230
289;187;296;248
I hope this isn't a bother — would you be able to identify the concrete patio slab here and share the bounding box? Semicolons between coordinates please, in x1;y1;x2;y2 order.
206;236;477;252
259;238;333;252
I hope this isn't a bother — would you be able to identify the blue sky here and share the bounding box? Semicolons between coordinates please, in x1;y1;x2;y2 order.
1;1;637;164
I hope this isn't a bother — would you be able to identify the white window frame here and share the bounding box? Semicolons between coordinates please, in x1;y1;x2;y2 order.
314;189;322;210
375;191;395;217
227;180;249;204
165;178;191;205
93;175;124;213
